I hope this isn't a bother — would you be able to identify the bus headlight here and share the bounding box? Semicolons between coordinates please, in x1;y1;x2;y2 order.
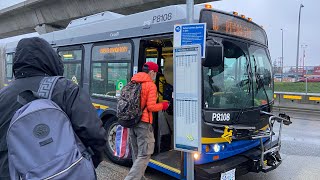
193;152;200;160
213;144;221;152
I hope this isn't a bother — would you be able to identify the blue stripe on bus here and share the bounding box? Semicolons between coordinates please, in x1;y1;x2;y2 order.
195;138;268;164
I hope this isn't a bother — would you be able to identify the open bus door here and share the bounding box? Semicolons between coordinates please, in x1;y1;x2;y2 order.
138;38;185;179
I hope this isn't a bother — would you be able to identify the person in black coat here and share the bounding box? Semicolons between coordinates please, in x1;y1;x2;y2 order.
0;37;107;179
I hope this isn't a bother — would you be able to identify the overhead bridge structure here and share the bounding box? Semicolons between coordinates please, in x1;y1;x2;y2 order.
0;0;217;39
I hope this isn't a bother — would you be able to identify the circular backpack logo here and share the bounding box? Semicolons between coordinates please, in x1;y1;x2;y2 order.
33;124;50;139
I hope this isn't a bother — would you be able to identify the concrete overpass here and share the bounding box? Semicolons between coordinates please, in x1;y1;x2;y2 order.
0;0;216;39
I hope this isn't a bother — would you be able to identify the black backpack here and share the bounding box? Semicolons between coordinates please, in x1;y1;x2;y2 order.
116;81;145;128
158;79;174;115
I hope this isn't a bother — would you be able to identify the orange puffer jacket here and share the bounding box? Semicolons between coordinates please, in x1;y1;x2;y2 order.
131;72;163;124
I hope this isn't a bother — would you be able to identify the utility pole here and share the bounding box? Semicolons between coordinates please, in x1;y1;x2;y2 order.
301;44;308;76
295;4;304;81
281;29;284;82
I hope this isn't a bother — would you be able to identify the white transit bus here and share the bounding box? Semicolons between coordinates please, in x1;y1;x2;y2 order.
1;3;291;179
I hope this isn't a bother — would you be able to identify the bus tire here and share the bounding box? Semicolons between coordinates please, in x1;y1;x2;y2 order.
103;115;132;167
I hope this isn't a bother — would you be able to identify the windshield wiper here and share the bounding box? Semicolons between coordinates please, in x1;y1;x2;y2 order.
234;55;253;124
252;55;271;112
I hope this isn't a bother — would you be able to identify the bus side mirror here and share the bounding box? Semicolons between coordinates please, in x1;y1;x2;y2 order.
203;43;224;67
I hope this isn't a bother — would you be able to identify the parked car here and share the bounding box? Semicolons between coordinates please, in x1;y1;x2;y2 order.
298;76;320;82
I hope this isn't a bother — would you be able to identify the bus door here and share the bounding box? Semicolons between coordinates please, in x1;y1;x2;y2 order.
139;38;183;179
138;40;163;154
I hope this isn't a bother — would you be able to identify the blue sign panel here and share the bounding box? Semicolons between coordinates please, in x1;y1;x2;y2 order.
174;23;206;58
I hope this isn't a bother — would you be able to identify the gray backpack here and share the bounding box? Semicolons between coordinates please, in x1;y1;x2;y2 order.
7;76;96;180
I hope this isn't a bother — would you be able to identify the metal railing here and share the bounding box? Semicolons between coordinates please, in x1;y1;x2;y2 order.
251;111;291;172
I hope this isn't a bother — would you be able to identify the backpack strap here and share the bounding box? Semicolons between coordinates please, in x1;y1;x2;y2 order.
16;76;62;106
17;90;40;106
38;76;95;159
37;76;62;100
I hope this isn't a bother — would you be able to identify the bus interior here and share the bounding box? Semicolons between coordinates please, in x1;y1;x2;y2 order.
140;37;183;173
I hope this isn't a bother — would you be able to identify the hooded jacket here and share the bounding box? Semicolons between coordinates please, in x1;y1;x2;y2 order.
0;37;106;179
131;72;163;124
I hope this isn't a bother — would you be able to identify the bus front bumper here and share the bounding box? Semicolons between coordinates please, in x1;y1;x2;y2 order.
195;138;281;180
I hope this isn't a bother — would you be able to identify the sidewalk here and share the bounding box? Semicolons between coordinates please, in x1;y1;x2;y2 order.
272;101;320;121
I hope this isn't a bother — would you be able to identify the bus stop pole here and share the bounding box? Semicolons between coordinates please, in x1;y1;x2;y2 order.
186;152;195;180
186;0;194;24
186;1;195;180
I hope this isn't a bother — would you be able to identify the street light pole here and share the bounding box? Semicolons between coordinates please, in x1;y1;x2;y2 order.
281;29;284;82
295;4;304;81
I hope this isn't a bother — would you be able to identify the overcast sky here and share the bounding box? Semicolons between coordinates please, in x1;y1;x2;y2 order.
212;0;319;67
0;0;318;66
0;0;24;9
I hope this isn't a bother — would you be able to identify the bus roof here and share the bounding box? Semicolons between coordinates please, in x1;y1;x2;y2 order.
3;3;267;50
66;11;125;29
40;4;205;46
3;33;39;53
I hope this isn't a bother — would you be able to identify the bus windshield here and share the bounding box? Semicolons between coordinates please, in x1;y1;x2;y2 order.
203;40;272;109
249;45;273;106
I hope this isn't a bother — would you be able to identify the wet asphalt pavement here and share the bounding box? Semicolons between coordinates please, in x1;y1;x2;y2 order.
96;109;320;180
238;109;320;180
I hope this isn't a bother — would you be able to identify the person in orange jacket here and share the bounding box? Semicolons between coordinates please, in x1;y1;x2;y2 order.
125;62;169;180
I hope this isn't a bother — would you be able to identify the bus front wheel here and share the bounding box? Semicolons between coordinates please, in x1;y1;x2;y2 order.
103;116;132;167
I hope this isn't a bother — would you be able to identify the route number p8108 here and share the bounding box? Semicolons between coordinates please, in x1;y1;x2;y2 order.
212;113;231;121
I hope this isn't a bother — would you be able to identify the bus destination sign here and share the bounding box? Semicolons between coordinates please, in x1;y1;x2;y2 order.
200;10;267;45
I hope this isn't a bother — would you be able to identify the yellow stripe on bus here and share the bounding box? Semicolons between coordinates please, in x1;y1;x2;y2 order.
202;124;269;144
283;95;302;100
201;137;228;144
92;103;109;110
309;97;320;101
260;125;269;131
149;159;181;174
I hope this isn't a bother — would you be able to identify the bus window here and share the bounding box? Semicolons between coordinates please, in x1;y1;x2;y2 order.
6;53;14;80
91;42;132;98
58;48;83;85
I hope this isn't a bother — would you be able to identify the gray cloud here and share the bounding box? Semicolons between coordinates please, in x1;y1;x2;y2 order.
213;0;319;66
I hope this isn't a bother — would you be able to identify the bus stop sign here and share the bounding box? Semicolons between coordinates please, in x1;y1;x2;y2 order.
173;45;202;153
174;23;206;58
